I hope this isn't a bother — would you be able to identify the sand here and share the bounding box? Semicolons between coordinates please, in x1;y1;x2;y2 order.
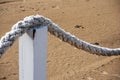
0;0;120;80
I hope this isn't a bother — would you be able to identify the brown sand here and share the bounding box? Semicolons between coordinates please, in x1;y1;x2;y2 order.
0;0;120;80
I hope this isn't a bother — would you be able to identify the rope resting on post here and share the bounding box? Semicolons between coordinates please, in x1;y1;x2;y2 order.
0;15;120;58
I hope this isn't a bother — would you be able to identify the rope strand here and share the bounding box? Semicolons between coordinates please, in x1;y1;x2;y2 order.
0;15;120;58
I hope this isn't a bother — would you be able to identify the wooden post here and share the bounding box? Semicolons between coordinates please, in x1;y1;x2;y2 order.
19;26;48;80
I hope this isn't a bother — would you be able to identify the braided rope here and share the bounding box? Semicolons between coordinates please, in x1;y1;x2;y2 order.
0;15;120;58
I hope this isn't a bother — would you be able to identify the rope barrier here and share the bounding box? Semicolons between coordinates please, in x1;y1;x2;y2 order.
0;15;120;58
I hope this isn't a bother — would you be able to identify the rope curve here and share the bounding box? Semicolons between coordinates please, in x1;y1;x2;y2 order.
0;15;120;58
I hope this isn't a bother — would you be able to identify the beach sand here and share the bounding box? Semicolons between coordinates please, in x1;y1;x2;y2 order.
0;0;120;80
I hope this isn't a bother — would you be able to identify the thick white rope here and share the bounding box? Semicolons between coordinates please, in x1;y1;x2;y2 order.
0;15;120;58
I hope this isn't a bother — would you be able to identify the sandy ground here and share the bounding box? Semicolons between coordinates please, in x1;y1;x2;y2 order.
0;0;120;80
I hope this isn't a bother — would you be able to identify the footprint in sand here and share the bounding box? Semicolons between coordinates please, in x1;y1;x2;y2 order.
0;76;7;80
74;25;84;29
52;5;60;9
19;6;26;12
94;42;99;45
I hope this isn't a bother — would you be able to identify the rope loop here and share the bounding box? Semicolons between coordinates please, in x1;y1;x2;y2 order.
0;15;120;58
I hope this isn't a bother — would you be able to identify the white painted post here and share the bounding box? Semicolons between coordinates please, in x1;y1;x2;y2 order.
19;26;48;80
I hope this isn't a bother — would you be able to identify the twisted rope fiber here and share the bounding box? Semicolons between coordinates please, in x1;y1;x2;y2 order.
0;15;120;58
